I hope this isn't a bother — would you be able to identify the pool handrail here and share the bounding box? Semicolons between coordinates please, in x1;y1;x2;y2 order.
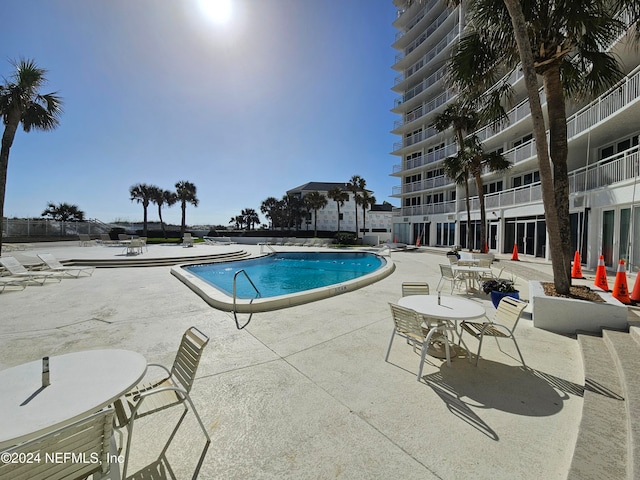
232;269;261;329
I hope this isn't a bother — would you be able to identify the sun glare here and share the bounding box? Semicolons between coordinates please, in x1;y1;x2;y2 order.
198;0;233;25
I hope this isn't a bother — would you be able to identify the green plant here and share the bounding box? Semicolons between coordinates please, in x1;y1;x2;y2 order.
482;279;518;294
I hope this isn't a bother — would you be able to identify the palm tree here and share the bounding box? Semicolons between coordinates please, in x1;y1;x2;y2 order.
175;180;199;238
448;0;630;294
149;187;177;238
434;102;478;251
41;202;84;236
229;215;244;230
328;186;349;233
0;59;62;251
303;191;328;237
41;202;85;221
347;175;365;240
466;136;511;252
358;190;376;237
242;208;260;230
442;153;472;248
129;183;155;236
260;197;281;229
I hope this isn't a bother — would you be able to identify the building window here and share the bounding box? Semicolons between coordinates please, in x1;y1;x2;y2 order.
513;133;533;148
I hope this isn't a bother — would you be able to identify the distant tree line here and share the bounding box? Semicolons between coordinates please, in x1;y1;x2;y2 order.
228;174;376;239
129;181;198;238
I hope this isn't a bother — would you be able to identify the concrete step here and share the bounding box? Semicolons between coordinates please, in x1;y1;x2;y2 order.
604;330;640;480
64;251;251;268
568;334;627;480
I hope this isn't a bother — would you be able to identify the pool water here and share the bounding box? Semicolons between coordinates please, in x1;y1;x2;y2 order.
184;252;385;299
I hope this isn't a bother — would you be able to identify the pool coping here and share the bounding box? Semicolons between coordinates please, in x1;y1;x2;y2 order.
170;251;395;313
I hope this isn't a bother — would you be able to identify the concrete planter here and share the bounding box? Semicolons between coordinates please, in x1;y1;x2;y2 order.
529;280;628;335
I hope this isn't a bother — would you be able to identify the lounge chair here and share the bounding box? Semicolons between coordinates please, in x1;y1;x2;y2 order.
0;256;64;284
99;233;118;246
78;234;97;246
0;276;28;293
37;253;95;278
114;327;210;478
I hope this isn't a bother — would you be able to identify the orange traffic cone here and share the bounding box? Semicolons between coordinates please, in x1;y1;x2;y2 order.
511;244;519;261
612;259;631;304
593;255;609;292
631;272;640;303
571;251;584;279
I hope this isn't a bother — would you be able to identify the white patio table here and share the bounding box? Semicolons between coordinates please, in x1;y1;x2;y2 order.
398;295;487;365
452;265;494;290
0;349;147;450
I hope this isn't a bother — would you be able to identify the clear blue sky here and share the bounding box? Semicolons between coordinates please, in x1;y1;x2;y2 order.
2;0;399;227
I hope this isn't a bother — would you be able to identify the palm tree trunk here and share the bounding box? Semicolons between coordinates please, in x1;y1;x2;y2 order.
337;204;341;232
0;115;20;251
362;205;367;234
544;64;573;284
158;205;166;238
180;203;186;238
354;200;359;240
475;173;487;253
314;209;318;237
464;174;472;251
143;206;148;237
503;0;571;294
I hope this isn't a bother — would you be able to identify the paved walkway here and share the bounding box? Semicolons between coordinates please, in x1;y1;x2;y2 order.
1;242;584;479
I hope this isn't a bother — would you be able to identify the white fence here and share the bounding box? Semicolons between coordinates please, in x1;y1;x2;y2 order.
2;218;111;238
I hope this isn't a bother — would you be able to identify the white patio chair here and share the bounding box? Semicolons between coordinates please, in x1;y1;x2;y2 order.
459;296;528;366
436;264;466;294
386;303;453;381
182;233;194;247
401;282;429;296
0;407;118;480
37;253;95;278
115;326;211;478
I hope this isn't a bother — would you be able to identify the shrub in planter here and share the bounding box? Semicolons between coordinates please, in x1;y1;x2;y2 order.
482;279;520;308
334;232;357;245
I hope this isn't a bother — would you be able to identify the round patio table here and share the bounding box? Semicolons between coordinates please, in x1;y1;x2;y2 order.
0;349;147;449
398;295;487;364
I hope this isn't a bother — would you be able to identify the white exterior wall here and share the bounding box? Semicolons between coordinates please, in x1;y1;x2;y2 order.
389;0;640;270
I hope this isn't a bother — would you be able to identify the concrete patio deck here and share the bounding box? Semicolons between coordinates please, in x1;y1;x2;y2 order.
1;241;585;479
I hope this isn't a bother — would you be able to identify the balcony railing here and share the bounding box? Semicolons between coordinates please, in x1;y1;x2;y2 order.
394;26;459;86
393;175;450;195
394;0;442;42
569;146;639;193
393;200;457;217
395;10;455;64
394;145;639;216
394;90;457;129
394;64;447;108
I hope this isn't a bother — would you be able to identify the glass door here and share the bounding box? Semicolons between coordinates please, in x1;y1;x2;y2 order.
602;210;615;267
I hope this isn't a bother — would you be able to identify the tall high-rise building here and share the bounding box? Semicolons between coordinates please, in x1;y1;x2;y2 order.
389;0;640;270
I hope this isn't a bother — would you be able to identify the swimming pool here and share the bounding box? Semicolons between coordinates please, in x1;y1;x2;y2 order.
171;251;394;312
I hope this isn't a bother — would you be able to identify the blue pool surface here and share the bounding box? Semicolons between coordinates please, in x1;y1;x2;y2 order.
184;252;385;299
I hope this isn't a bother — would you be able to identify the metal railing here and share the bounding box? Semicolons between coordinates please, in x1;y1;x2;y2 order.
232;269;261;330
